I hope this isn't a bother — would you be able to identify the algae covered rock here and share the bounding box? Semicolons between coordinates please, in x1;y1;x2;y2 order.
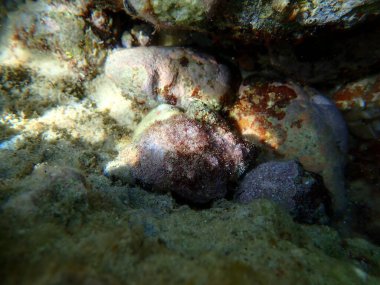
331;73;380;139
3;163;89;226
123;0;220;28
106;104;250;203
1;0;108;77
105;47;235;110
229;78;348;216
219;0;380;40
8;1;85;58
124;0;380;40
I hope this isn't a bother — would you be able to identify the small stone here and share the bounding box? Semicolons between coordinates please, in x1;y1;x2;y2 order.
105;105;250;204
105;47;235;110
121;31;134;48
235;160;329;223
130;24;154;46
229;78;348;216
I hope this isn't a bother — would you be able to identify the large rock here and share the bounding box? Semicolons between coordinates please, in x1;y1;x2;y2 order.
3;163;89;226
229;78;348;216
105;47;235;111
123;0;380;40
0;0;108;76
105;104;250;203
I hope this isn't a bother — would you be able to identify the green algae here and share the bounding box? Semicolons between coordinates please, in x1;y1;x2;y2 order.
1;193;380;284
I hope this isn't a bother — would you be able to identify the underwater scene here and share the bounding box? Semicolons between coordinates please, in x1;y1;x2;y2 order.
1;0;380;284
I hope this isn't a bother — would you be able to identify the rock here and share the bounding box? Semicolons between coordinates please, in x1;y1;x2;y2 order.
123;0;380;41
219;0;380;41
132;103;182;140
331;74;380;139
121;31;134;48
105;104;250;203
123;0;220;28
130;24;154;46
8;1;85;58
1;0;108;77
3;163;89;226
229;78;348;216
309;93;349;153
105;47;235;110
235;160;330;223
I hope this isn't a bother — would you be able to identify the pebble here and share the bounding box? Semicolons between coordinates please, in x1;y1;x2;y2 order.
235;160;329;223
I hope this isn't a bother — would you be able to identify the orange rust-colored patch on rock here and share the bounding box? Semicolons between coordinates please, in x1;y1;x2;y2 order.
231;82;297;149
235;113;287;149
191;85;201;99
252;116;274;144
333;86;364;109
240;82;297;120
155;84;177;105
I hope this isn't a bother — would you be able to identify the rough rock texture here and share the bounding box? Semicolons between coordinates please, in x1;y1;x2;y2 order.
105;47;235;110
229;78;348;216
2;196;380;285
124;0;380;40
331;74;380;139
219;0;380;41
235;160;329;223
0;0;108;78
123;0;220;28
2;163;89;227
106;104;250;203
